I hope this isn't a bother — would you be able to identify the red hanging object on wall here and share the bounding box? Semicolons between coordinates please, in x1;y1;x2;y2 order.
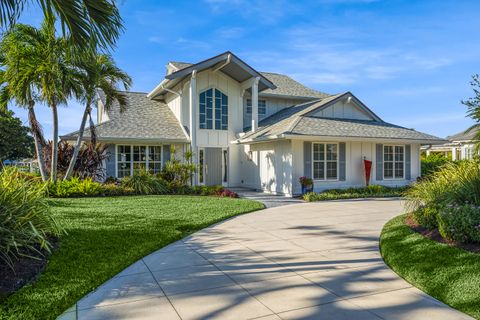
364;158;372;186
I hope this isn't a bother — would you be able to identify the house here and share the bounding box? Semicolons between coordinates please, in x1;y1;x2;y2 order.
62;51;445;196
423;127;478;160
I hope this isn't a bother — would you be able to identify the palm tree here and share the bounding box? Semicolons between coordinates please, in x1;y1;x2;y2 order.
64;53;131;180
0;18;80;182
0;31;49;180
0;0;123;50
463;74;480;150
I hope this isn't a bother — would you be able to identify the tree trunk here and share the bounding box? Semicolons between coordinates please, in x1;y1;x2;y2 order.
64;102;90;180
51;102;59;182
27;102;48;181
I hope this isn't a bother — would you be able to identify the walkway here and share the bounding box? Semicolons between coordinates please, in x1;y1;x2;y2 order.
59;199;472;320
230;187;304;208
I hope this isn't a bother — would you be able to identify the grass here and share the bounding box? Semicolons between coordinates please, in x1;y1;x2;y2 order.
380;214;480;319
0;195;264;320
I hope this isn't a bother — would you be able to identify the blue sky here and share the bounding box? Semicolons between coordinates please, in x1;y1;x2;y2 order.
12;0;480;139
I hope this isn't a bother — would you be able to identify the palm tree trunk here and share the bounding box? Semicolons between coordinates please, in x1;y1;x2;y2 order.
51;102;59;182
64;103;90;180
27;101;48;181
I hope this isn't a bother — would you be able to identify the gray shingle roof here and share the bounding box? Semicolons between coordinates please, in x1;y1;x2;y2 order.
259;72;328;99
290;117;443;141
239;93;445;143
169;61;328;99
446;127;478;141
61;92;188;142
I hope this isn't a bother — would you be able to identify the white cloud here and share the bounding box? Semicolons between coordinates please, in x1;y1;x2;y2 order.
215;27;245;39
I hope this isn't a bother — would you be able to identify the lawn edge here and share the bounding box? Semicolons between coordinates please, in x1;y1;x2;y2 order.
379;214;478;319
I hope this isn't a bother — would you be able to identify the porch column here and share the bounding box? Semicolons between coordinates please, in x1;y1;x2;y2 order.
189;70;198;184
251;76;260;132
451;147;457;161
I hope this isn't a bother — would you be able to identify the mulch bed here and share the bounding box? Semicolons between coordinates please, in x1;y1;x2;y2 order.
405;216;480;254
0;239;57;299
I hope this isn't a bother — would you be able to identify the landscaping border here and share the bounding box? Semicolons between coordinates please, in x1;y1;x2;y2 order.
380;214;480;319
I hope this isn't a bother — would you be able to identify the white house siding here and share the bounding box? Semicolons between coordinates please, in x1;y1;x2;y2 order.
241;141;293;196
310;100;373;120
165;69;246;187
291;140;421;195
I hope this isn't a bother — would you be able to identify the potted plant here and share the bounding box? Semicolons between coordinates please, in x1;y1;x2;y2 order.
299;176;314;194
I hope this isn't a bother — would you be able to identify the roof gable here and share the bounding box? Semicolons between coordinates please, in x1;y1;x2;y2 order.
238;92;444;144
164;51;275;91
166;57;329;100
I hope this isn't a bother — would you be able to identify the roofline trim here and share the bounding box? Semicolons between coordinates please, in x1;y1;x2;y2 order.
164;51;276;88
235;133;447;145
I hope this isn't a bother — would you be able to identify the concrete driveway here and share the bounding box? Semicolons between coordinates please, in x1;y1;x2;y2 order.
60;199;472;320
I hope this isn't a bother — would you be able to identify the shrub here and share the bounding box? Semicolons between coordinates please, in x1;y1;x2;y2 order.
43;141;109;181
191;185;224;196
47;177;103;197
159;147;197;190
0;167;61;269
437;204;480;243
303;185;407;202
120;170;168;195
421;153;450;177
411;206;439;229
101;183;135;196
406;160;480;213
215;188;239;198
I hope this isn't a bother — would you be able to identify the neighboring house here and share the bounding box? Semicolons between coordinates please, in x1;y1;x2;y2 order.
62;51;445;196
423;127;478;160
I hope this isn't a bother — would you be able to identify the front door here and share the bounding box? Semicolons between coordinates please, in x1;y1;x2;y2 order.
205;148;223;186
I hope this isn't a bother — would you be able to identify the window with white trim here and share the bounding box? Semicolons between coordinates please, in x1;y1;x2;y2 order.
117;145;163;178
246;99;266;115
199;88;228;130
312;143;338;180
384;145;404;179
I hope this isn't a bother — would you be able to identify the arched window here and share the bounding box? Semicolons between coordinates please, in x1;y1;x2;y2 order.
199;88;228;130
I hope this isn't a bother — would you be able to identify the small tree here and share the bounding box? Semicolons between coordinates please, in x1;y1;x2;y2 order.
159;146;197;190
462;74;480;149
0;110;34;167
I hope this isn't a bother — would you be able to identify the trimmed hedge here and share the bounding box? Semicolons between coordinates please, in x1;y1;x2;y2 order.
303;185;408;202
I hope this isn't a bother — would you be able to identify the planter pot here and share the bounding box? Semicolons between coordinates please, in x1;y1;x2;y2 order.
301;184;314;194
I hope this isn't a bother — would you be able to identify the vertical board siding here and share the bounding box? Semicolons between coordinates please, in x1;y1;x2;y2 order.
376;143;383;181
405;144;411;180
339;142;346;181
105;144;116;178
304;141;312;178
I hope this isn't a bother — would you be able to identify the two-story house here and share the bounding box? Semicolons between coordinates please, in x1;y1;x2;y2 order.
62;51;445;196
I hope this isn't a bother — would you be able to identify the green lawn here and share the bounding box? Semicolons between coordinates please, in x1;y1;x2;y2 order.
380;214;480;319
0;195;264;320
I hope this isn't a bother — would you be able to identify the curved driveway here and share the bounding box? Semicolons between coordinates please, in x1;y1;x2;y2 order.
61;199;472;320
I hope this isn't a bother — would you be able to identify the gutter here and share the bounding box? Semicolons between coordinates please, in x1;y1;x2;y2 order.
212;53;231;73
233;133;447;145
147;79;170;98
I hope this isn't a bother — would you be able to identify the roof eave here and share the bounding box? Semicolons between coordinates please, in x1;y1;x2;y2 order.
165;51;276;90
235;133;447;145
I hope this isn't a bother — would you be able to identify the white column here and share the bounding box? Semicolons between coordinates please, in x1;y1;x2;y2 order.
189;70;198;184
251;77;260;132
451;147;457;161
